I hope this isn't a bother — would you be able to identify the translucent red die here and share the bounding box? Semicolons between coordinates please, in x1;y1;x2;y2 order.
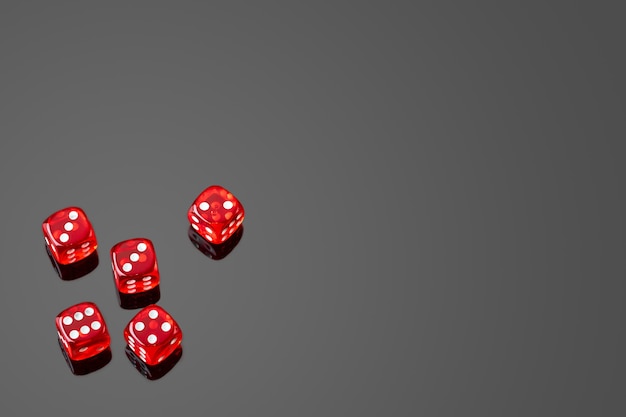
187;185;245;245
56;302;110;362
124;304;182;366
110;238;160;295
42;206;98;265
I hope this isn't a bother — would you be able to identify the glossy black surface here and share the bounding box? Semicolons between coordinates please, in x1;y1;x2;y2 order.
2;3;622;416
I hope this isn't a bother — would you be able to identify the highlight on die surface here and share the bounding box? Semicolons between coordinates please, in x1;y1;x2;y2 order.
56;302;110;362
43;206;98;265
110;238;160;295
124;304;182;366
187;185;245;245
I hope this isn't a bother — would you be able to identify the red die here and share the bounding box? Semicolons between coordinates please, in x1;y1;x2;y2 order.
110;238;160;294
124;304;182;366
42;206;98;265
187;185;245;245
56;302;110;362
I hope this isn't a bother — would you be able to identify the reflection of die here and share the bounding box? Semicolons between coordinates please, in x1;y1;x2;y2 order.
110;238;160;295
58;337;112;375
56;302;110;362
42;206;98;265
125;344;183;380
187;185;245;245
188;224;244;260
123;304;182;366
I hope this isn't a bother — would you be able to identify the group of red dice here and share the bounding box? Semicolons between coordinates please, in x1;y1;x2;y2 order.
43;185;245;377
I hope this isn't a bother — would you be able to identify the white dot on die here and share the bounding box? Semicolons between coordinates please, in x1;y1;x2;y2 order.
223;201;234;210
59;233;69;243
148;309;158;319
192;224;199;230
74;312;84;321
143;276;152;281
81;242;90;248
84;307;94;316
205;226;213;234
91;321;101;330
205;234;213;241
62;316;73;326
135;322;145;331
127;279;136;285
79;347;88;352
199;202;209;211
191;215;199;223
161;322;172;332
122;263;132;272
64;222;74;231
130;253;139;262
170;338;177;345
66;249;75;254
68;211;78;220
137;242;147;252
147;334;157;344
80;325;90;334
69;330;79;339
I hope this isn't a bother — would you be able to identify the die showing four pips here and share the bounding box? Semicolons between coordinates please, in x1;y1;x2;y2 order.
45;184;245;376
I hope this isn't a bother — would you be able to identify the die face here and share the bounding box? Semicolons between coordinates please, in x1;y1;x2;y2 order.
56;302;110;362
188;185;244;245
43;207;97;265
111;238;160;294
124;305;182;366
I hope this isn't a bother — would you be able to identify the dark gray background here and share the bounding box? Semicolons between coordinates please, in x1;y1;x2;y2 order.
0;2;624;416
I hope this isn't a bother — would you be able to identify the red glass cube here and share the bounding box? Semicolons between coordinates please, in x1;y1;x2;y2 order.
123;304;182;366
187;185;245;245
110;238;160;295
56;302;110;362
42;206;98;265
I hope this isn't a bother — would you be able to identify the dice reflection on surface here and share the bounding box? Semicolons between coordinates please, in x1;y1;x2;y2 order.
46;245;99;281
111;238;160;295
56;302;111;363
187;185;245;245
125;344;182;380
43;207;98;265
117;285;161;310
188;224;243;260
58;337;112;375
124;304;182;366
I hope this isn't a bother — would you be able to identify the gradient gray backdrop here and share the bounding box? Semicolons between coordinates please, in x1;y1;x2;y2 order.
1;2;624;416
